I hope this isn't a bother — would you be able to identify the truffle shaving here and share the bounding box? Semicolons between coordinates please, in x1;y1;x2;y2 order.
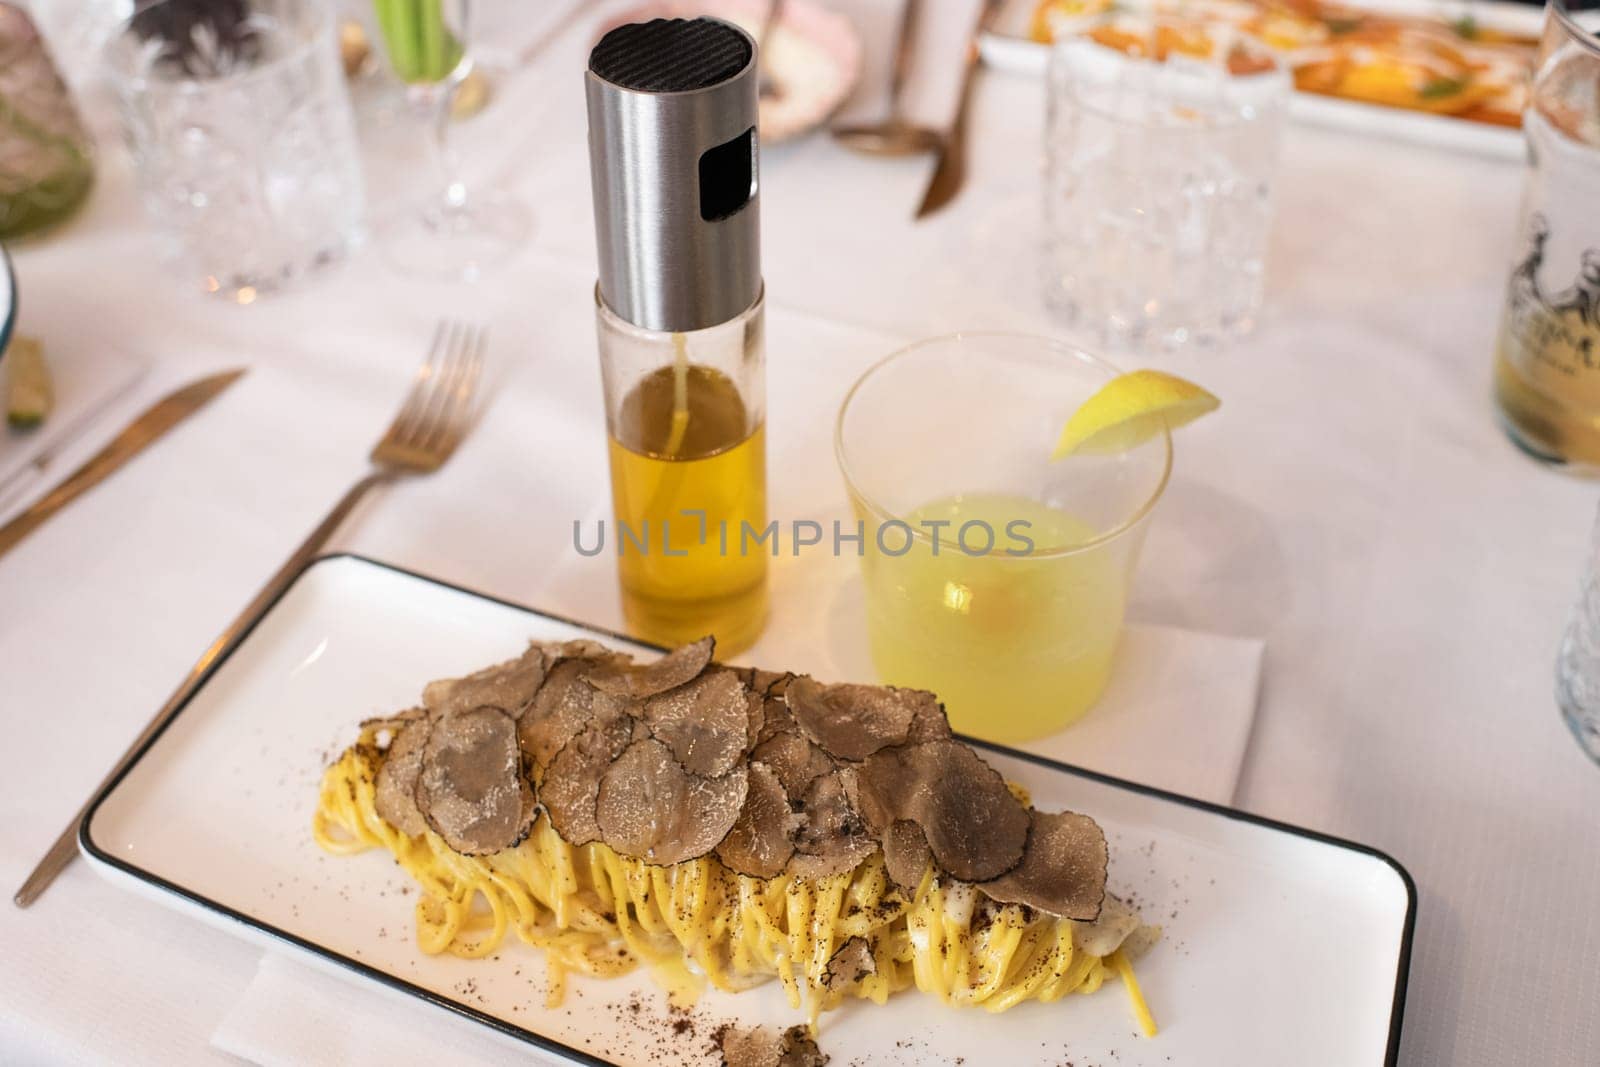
393;638;1110;918
373;716;430;837
858;740;1029;882
715;761;800;878
979;810;1109;921
360;705;426;738
415;706;535;855
594;737;747;865
881;819;932;891
823;936;876;992
751;730;836;799
588;635;715;698
786;677;922;761
539;716;636;847
744;690;765;749
639;668;752;777
716;1025;829;1067
787;768;875;879
756;692;797;745
422;644;550;718
518;659;632;768
904;690;953;743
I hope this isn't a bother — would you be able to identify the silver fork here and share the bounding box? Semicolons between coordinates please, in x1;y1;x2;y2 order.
13;320;487;908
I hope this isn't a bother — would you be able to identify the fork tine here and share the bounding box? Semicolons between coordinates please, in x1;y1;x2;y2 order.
424;323;484;455
384;320;448;449
373;319;486;470
436;325;487;452
413;320;470;452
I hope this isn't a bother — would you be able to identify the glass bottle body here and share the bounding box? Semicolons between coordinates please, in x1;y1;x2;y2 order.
1492;0;1600;467
596;289;768;656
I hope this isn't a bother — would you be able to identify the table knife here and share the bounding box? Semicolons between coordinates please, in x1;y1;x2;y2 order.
915;0;1006;220
0;369;246;560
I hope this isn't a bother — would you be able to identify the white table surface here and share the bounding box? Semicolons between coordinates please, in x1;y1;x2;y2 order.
3;1;1598;1065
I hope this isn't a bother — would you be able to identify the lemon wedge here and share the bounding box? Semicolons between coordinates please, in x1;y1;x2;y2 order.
1052;369;1219;458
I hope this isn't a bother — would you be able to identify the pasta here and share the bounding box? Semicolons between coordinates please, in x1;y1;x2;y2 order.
314;729;1157;1035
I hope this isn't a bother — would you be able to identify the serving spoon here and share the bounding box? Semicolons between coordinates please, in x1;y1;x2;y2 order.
832;0;940;156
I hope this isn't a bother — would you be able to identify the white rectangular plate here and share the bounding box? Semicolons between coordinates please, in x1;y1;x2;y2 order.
83;555;1415;1066
983;0;1540;159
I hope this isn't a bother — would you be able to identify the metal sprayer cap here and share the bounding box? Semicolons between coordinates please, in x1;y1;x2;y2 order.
586;18;761;334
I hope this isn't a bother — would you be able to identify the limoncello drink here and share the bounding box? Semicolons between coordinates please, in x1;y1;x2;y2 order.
608;361;768;655
858;492;1130;741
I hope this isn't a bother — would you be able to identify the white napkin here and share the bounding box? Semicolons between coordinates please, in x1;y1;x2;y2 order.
1022;621;1263;804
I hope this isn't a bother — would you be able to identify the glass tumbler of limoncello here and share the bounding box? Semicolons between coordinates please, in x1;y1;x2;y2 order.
836;334;1170;742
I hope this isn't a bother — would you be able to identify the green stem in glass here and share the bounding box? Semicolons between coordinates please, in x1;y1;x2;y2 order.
372;0;462;83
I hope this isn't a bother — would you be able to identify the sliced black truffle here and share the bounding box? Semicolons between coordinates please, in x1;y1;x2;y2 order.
518;659;632;768
756;691;797;745
422;644;550;718
594;737;747;865
751;730;835;799
373;716;430;836
823;936;876;992
744;690;765;749
716;1025;829;1067
360;705;426;738
786;677;930;761
415;706;535;855
738;668;791;697
588;635;715;699
978;810;1108;921
858;740;1029;882
788;768;875;879
542;637;624;662
905;692;953;743
715;761;800;878
539;716;636;847
640;668;752;777
881;819;932;891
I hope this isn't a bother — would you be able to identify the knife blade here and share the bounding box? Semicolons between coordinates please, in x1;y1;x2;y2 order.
915;0;1005;220
0;368;247;560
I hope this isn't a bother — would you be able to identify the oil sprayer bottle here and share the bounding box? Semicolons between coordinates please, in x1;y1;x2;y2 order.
586;18;768;655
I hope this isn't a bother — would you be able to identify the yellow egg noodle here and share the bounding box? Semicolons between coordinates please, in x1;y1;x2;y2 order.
313;728;1157;1037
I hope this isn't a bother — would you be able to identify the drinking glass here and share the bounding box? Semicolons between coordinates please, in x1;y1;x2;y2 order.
835;334;1170;743
1043;40;1288;351
1492;0;1600;469
369;0;530;280
1557;503;1600;764
105;0;365;301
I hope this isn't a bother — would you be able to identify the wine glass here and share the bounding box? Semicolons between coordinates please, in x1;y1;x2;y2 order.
370;0;530;280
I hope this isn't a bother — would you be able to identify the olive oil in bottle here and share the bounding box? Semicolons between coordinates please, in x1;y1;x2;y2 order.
608;355;768;653
587;17;769;653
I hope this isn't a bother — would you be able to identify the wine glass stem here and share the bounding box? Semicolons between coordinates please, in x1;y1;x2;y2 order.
420;79;466;210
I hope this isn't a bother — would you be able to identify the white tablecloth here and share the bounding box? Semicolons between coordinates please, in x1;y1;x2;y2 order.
3;2;1598;1065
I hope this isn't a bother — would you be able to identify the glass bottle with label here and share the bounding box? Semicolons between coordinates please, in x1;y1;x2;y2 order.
1494;0;1600;467
586;18;769;654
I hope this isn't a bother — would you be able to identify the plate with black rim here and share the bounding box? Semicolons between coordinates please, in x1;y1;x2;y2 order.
81;554;1414;1066
0;243;16;364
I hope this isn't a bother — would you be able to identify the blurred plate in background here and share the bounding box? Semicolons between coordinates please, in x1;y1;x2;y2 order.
600;0;863;143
